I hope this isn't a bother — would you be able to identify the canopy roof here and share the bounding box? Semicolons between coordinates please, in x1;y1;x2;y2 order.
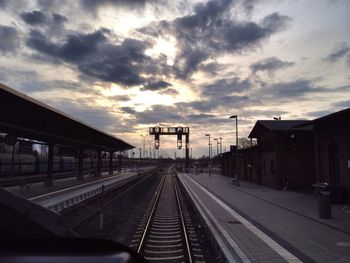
0;83;133;151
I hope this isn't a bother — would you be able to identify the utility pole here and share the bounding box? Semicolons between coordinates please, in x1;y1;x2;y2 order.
205;134;211;176
229;115;239;186
214;138;219;157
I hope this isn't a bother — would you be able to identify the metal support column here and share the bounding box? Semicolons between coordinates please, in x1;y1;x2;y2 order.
185;134;189;172
96;150;102;177
45;143;54;186
117;155;122;173
77;147;83;180
109;151;114;175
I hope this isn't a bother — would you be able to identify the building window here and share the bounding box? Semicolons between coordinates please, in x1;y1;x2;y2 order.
270;160;274;174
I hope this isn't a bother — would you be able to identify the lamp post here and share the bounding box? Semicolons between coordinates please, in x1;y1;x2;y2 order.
205;134;211;176
219;137;222;154
214;138;219;157
229;115;239;186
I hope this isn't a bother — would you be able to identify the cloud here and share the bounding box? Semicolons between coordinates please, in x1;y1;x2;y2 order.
80;0;146;11
159;88;179;96
176;94;250;113
107;95;131;101
141;80;172;91
27;28;108;62
20;11;47;25
333;100;350;109
48;98;123;131
120;104;231;126
0;26;20;54
198;62;228;75
26;28;169;87
17;80;94;94
165;1;289;79
250;57;295;74
0;0;7;8
52;13;68;25
306;109;333;119
259;79;325;98
324;42;350;63
164;0;291;79
201;77;251;97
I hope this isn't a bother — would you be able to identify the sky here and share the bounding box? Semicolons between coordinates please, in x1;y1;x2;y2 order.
0;0;349;158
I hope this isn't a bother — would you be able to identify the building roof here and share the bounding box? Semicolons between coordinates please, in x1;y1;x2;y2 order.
0;83;134;151
248;120;312;138
311;107;350;124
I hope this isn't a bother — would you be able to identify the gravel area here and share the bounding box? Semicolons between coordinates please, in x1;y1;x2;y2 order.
64;170;162;246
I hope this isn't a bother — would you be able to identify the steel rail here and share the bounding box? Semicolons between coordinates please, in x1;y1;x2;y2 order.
136;169;167;253
173;173;193;263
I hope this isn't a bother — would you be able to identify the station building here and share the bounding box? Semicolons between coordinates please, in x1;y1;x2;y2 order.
221;108;350;202
307;108;350;202
248;120;316;190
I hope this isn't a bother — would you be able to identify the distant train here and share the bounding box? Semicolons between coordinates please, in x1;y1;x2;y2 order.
0;153;156;176
0;154;112;176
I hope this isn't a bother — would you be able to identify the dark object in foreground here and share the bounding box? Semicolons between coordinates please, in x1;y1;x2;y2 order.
0;238;147;263
313;183;332;219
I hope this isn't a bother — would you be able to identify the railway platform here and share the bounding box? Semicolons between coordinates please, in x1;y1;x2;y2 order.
177;172;350;263
6;166;155;213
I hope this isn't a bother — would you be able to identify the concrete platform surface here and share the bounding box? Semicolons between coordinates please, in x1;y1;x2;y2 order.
178;172;350;263
5;166;155;212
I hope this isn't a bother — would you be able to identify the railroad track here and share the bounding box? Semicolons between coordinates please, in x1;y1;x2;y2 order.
130;166;205;263
61;168;159;234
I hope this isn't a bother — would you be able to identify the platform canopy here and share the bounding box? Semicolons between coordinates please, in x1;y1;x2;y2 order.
0;83;134;151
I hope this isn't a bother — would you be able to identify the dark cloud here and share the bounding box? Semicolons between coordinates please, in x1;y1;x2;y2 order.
260;79;325;98
161;0;291;79
256;79;350;101
159;88;179;96
53;13;68;25
36;0;68;11
27;29;107;62
201;77;251;97
81;0;146;11
198;62;228;75
20;11;47;25
27;28;168;87
324;42;350;63
250;57;295;74
107;95;131;101
0;26;20;54
0;0;7;8
120;106;137;115
141;80;172;91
